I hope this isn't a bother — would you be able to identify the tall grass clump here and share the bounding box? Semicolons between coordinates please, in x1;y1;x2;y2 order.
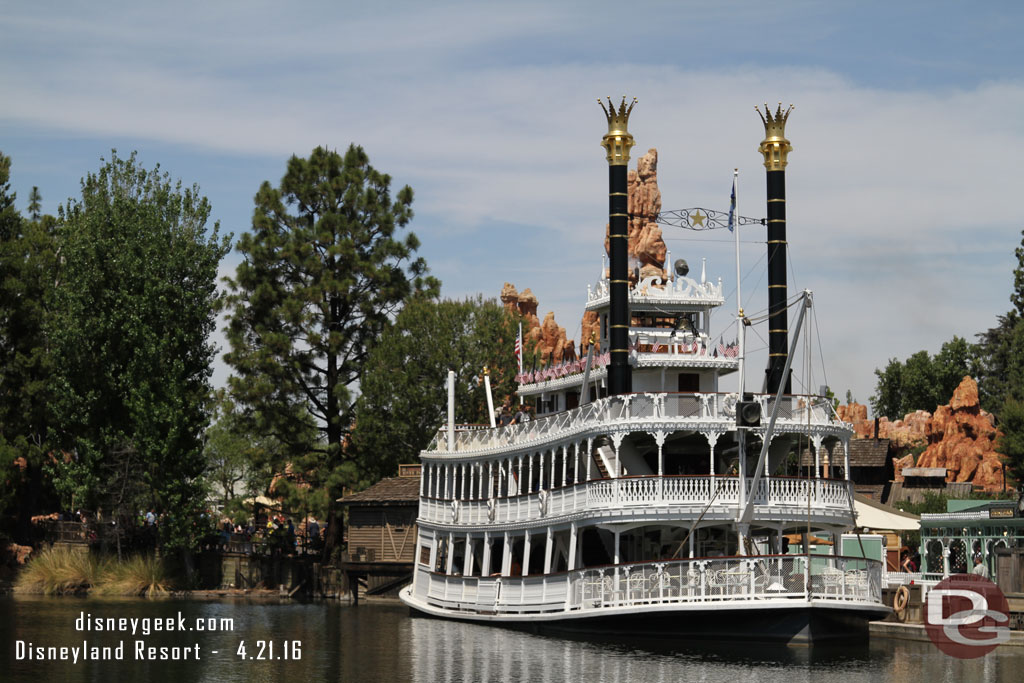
15;546;104;595
15;547;171;596
93;554;171;597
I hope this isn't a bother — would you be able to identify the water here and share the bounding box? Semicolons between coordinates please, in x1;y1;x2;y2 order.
1;596;1021;682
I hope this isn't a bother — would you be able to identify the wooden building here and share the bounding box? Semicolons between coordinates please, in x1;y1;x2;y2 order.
799;438;895;501
338;465;420;599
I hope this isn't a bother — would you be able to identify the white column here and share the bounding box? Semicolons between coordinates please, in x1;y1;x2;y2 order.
842;438;851;480
544;527;554;574
528;453;534;492
574;443;580;484
463;534;474;576
568;523;578;571
523;532;533;576
482;532;492;575
517;456;524;495
689;525;695;558
445;532;455;574
586;438;593;481
613;530;621;595
655;431;665;475
428;530;439;569
561;445;567;487
447;369;455;451
501;532;512;575
549;448;556;487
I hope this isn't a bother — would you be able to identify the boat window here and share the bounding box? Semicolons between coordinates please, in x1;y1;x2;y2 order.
678;373;699;392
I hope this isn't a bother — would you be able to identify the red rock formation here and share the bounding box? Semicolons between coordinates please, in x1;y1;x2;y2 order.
916;377;1005;491
892;453;915;482
841;377;1009;492
603;148;669;284
502;283;574;365
580;311;600;352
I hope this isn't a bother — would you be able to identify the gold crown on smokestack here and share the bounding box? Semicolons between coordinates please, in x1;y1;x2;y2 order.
599;96;637;166
756;102;794;171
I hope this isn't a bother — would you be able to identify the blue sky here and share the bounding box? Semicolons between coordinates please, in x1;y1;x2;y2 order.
3;1;1023;411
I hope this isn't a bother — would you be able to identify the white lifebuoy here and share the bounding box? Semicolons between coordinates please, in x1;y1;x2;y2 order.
449;500;460;523
537;489;549;516
486;498;496;521
893;585;910;615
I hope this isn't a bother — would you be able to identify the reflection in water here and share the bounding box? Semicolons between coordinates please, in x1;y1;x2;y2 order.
2;597;1022;682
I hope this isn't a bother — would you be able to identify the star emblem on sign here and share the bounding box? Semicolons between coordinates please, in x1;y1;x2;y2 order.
691;210;706;227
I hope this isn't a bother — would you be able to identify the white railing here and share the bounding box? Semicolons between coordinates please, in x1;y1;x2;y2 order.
418;475;853;526
420;555;883;615
425;392;847;454
586;274;725;306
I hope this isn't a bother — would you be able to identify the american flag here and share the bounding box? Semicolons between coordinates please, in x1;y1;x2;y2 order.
515;323;523;374
651;340;662;353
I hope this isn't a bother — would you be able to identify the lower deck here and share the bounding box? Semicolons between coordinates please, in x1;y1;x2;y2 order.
403;553;887;642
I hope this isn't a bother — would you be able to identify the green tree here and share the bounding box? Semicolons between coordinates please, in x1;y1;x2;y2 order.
27;186;42;222
352;296;522;482
0;153;59;542
997;398;1024;486
976;231;1024;413
222;145;439;556
48;151;231;553
870;336;979;418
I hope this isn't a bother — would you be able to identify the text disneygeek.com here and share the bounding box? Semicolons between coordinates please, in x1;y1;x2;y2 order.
13;610;303;663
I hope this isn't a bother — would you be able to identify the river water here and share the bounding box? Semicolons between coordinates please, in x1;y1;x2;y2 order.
1;596;1021;682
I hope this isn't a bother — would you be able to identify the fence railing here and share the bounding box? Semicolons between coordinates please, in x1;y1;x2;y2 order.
418;475;853;526
426;392;844;453
418;554;883;614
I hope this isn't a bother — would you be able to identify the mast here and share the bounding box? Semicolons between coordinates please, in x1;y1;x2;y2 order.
757;103;794;395
599;97;636;396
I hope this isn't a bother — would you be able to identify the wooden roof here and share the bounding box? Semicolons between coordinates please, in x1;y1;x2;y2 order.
800;438;890;468
338;475;420;506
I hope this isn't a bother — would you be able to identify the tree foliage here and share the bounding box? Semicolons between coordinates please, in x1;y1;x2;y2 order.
0;152;59;541
48;151;230;550
222;145;439;553
870;336;979;418
997;398;1024;487
351;296;521;483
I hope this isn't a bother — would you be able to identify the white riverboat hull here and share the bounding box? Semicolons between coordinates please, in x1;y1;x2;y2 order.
401;586;888;645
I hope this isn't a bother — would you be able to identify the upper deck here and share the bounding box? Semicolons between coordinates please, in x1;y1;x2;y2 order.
585;273;725;312
424;391;852;459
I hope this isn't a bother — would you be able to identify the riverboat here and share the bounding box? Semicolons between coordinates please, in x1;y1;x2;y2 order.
399;101;890;644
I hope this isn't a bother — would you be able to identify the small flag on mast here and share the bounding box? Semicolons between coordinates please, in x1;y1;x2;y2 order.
728;173;737;233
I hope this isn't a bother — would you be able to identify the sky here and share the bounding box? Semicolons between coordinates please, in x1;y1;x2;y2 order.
2;0;1023;413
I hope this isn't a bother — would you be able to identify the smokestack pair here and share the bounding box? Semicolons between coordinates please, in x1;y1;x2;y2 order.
598;99;794;397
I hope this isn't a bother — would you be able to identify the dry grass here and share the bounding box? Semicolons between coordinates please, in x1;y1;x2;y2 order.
15;547;170;597
93;554;171;597
15;546;104;595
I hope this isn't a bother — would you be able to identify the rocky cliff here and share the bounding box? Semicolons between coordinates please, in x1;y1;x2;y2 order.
839;376;1008;492
501;282;573;365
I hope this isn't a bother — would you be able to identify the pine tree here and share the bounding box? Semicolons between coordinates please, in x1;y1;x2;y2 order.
222;145;439;557
27;186;42;222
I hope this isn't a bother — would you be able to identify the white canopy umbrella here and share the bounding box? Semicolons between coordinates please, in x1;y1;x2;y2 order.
853;493;920;531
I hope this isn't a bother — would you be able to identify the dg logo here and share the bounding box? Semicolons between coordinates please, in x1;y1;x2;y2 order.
924;574;1010;658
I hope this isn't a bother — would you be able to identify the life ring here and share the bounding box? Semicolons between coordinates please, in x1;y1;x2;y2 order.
893;585;910;614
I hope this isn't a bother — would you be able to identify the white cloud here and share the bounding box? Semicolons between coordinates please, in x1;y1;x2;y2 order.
3;2;1023;413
